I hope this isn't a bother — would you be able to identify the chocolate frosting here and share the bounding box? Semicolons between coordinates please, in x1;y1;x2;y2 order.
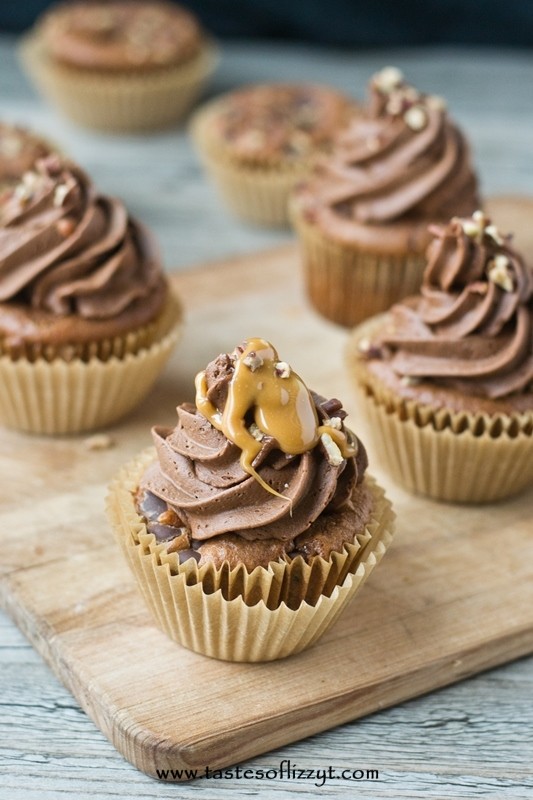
211;84;352;164
0;124;52;184
140;344;368;545
39;0;203;71
0;156;166;326
371;212;533;400
294;67;479;249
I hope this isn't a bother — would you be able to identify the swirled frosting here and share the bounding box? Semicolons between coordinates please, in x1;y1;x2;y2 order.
0;124;52;184
294;67;479;250
0;155;166;344
137;339;371;569
364;211;533;403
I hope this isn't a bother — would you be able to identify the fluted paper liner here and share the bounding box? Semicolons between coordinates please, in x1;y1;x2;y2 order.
0;290;182;435
20;35;218;133
290;202;427;327
191;103;325;227
107;449;395;661
347;316;533;503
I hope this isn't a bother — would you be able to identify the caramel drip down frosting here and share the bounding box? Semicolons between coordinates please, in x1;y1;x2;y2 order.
365;211;533;399
139;339;369;556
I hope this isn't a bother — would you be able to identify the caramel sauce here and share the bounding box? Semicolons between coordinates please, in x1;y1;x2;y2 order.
195;338;355;499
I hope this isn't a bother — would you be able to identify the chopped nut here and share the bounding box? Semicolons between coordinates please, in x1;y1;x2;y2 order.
157;508;182;527
461;219;481;238
320;433;344;466
166;530;190;554
83;433;114;451
374;66;404;93
488;255;514;292
53;183;69;207
357;337;371;353
243;351;263;371
56;217;75;237
249;423;265;442
472;209;488;226
404;105;428;131
324;416;342;430
485;224;504;245
275;361;291;378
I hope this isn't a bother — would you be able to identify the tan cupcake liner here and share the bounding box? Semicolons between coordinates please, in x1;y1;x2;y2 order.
291;205;427;327
19;35;218;133
107;449;395;661
347;318;533;503
0;291;182;435
191;104;315;227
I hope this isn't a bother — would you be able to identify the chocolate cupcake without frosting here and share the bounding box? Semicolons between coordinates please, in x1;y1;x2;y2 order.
20;0;217;132
108;338;394;661
0;156;181;434
348;211;533;502
290;66;480;326
191;83;356;226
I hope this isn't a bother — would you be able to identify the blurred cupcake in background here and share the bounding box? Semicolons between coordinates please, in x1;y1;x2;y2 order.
0;156;182;434
20;0;218;132
347;211;533;503
290;66;480;327
191;83;357;226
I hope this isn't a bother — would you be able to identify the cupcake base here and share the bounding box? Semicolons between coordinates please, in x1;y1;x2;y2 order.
291;204;427;327
20;35;218;133
347;317;533;503
0;290;182;435
107;449;395;662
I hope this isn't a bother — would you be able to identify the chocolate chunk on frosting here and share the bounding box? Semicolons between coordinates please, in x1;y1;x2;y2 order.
0;156;166;323
370;212;533;399
138;339;369;566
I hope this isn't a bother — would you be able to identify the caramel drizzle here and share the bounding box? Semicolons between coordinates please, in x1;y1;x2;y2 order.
195;338;355;500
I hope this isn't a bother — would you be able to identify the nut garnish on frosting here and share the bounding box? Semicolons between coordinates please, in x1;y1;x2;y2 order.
137;340;370;569
297;67;479;228
365;213;533;400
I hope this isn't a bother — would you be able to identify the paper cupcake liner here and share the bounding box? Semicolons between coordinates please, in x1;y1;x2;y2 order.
347;318;533;503
20;35;218;133
107;449;395;661
0;291;182;435
291;205;427;327
191;105;318;227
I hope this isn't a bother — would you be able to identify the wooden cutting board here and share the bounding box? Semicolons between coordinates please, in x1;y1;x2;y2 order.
1;197;532;781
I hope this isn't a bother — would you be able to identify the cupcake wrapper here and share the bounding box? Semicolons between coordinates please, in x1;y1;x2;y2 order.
0;292;182;435
291;205;427;327
107;449;395;662
191;107;314;227
348;320;533;503
20;35;218;133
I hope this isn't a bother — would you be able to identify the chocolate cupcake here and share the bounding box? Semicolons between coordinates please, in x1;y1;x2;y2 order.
107;338;394;661
0;123;54;191
20;0;217;132
0;156;181;434
290;66;480;326
347;211;533;503
191;83;356;226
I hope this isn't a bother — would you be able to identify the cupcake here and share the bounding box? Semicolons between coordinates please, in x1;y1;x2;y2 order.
0;155;182;434
290;66;480;327
0;123;54;191
20;0;217;132
190;83;356;226
107;338;395;661
347;211;533;503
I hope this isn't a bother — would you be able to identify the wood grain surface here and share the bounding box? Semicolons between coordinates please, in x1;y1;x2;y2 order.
1;198;532;781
